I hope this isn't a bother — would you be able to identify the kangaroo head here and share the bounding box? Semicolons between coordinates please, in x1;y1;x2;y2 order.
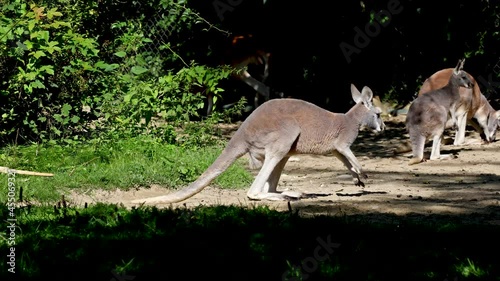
487;110;500;142
452;58;474;89
350;84;386;132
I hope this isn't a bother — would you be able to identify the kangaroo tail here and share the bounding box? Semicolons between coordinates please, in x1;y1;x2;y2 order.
131;142;248;204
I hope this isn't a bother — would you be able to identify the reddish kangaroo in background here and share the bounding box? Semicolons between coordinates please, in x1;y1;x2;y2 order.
206;34;273;115
228;34;270;96
419;68;500;144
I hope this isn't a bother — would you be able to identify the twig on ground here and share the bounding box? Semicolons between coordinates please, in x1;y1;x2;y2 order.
0;166;54;177
69;157;99;176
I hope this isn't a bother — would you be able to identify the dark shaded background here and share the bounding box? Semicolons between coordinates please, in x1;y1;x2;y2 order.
186;0;500;113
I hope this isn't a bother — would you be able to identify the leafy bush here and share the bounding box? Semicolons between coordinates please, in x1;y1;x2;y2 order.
1;0;244;148
0;1;105;144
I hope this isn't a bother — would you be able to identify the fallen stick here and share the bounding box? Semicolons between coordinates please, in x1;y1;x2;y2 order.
0;166;54;177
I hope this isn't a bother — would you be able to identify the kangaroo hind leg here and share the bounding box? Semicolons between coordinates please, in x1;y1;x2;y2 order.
247;154;290;201
247;132;300;201
453;111;468;145
409;134;426;165
430;133;454;160
263;156;303;200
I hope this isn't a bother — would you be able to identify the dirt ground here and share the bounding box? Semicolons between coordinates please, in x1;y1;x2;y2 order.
68;115;500;224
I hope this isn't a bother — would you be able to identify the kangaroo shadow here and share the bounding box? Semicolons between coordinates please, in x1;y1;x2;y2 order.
287;190;388;200
335;190;388;197
285;192;333;201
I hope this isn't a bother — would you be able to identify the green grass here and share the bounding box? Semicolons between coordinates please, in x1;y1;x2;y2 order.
0;136;253;203
0;203;499;281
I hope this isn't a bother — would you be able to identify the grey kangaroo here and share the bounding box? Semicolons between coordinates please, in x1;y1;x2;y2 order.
418;68;499;144
406;59;474;165
132;84;385;204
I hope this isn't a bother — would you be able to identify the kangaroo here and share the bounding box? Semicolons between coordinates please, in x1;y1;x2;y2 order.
132;84;385;204
418;68;499;144
406;59;474;165
206;34;272;116
471;94;500;142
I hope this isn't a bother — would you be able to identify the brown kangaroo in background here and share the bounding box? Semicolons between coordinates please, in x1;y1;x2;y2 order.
132;84;385;204
406;59;474;165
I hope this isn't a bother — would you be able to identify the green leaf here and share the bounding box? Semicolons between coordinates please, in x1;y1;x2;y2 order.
28;21;36;32
51;127;62;136
104;64;119;71
61;104;72;116
131;66;148;75
53;114;63;123
47;8;63;19
94;61;107;69
124;94;133;103
95;61;119;72
23;40;33;50
40;65;54;75
50;21;70;28
121;74;133;83
135;55;146;65
30;80;45;89
31;50;46;59
79;61;93;70
114;51;127;58
71;116;80;123
40;30;49;41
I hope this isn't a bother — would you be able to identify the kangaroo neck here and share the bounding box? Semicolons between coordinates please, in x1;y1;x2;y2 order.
345;103;366;129
446;75;462;96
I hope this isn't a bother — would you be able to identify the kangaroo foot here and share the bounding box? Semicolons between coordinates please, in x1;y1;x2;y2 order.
429;154;457;161
408;157;424;165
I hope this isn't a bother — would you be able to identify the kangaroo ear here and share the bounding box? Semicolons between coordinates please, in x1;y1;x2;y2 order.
351;84;362;103
361;86;374;102
454;58;465;74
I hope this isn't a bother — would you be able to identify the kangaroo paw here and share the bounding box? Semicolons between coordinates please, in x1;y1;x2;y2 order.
354;179;365;187
281;190;304;199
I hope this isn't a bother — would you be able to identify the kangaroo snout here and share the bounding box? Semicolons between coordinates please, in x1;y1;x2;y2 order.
373;120;386;133
374;107;386;132
463;80;474;89
379;120;386;132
